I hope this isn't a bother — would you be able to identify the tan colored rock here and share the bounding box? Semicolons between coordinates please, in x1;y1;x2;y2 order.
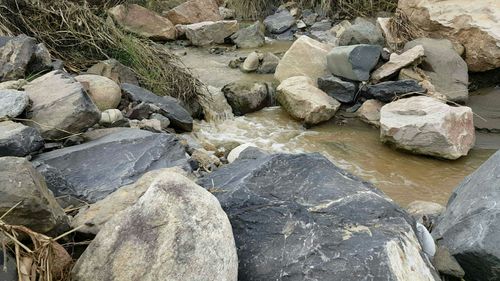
274;36;332;83
376;17;404;49
86;59;139;85
371;45;424;82
109;4;176;41
357;99;383;127
277;76;340;126
75;74;122;111
163;0;222;25
398;0;500;72
184;20;239;46
241;51;260;73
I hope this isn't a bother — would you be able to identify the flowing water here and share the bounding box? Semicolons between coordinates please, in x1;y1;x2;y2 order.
176;43;498;207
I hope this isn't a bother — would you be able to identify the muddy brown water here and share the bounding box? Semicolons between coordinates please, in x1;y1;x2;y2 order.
176;42;498;207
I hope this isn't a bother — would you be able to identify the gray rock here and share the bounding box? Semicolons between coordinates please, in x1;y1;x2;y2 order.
433;246;465;279
0;35;36;81
263;10;295;34
327;44;381;81
0;251;17;281
433;150;500;281
302;10;318;26
230;21;265;49
72;171;238;281
219;6;236;20
120;83;193;132
33;128;189;203
30;43;52;74
468;88;500;132
240;51;260;73
363;80;425;103
310;19;332;31
256;52;280;74
405;38;468;103
0;157;68;234
338;18;385;46
198;152;440;281
0;121;44;157
0;89;29;118
222;81;271;116
150;113;170;130
23;70;101;140
317;75;357;103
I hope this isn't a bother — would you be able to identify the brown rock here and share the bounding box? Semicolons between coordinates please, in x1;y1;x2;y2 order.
357;99;383;127
163;0;222;25
86;59;139;85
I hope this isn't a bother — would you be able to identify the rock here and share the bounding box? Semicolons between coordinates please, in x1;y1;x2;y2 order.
99;109;124;126
120;83;193;132
275;36;332;82
163;0;222;25
33;128;189;203
72;171;238;281
0;89;29;118
377;17;404;49
302;10;318;26
191;148;221;171
0;121;44;157
330;20;352;37
221;81;270;116
407;200;445;229
317;75;357;103
240;51;260;73
433;246;465;279
230;21;265;49
416;223;436;257
0;35;36;81
263;9;295;34
227;143;257;163
277;76;340;126
219;7;235;20
24;70;101;140
86;59;139;85
150;113;170;129
363;80;425;103
468;88;500;132
129;119;162;132
108;4;176;41
0;79;28;90
256;52;280;74
432;150;500;280
338;18;385;46
75;74;121;111
327;44;381;81
371;45;425;82
405;38;468;103
0;252;17;281
310;19;332;31
296;20;306;29
398;0;500;72
0;157;68;234
198;152;440;281
380;96;475;159
31;43;52;73
357;99;383;127
184;20;239;46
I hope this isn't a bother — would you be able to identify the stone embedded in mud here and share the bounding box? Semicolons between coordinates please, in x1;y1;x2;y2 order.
230;21;265;49
317;75;357;103
263;9;295;34
371;45;425;82
327;44;381;81
0;121;44;157
338;18;385;47
357;99;383;127
274;35;332;83
75;74;122;111
198;151;440;281
277;76;340;126
0;89;29;118
222;81;271;116
86;59;139;85
72;171;238;281
184;20;239;46
363;80;425;103
432;150;500;281
163;0;222;25
380;96;475;160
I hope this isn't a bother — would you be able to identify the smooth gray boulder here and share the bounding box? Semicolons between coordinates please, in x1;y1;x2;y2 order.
363;80;425;103
120;83;193;132
24;70;101;140
0;89;29;118
433;150;500;281
263;10;295;34
230;21;265;48
317;75;357;103
327;44;381;81
222;81;272;116
405;38;468;103
198;151;440;281
0;157;68;234
0;121;43;157
33;128;189;203
338;18;385;46
256;52;280;74
72;171;238;281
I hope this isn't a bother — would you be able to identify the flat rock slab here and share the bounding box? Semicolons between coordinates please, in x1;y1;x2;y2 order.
184;20;239;46
327;44;381;81
0;121;43;157
0;89;29;118
33;128;189;203
198;151;440;281
364;80;425;103
371;45;425;82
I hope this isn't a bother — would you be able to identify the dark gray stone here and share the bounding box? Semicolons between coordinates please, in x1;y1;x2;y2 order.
363;80;425;103
0;89;29;118
33;128;189;203
0;251;17;281
0;121;44;157
230;21;265;49
338;18;385;47
256;52;280;74
0;34;36;81
433;150;500;281
263;10;295;34
433;246;465;279
302;10;318;26
222;81;271;116
198;152;440;281
318;75;357;103
327;44;381;81
310;20;332;31
274;29;295;41
120;83;193;132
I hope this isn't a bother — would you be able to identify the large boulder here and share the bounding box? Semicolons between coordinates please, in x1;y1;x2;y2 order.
33;128;189;203
72;171;238;281
433;150;500;281
0;121;43;157
263;9;295;34
198;151;440;281
371;45;425;82
221;81;271;116
184;20;239;46
230;21;265;49
23;70;101;140
0;157;68;234
405;38;469;103
164;0;221;25
274;36;332;83
398;0;500;72
380;96;475;159
0;89;29;118
108;4;176;41
86;59;139;85
0;35;36;81
338;18;385;46
120;83;193;132
75;74;122;111
277;76;340;126
327;44;381;81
